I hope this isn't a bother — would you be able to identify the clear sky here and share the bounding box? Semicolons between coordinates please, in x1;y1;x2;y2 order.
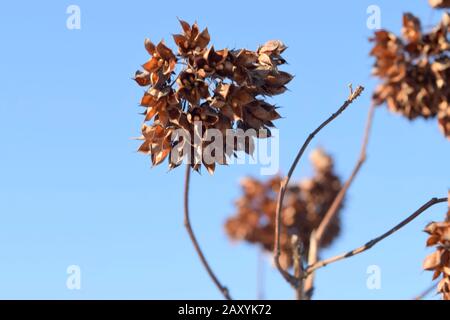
0;1;448;299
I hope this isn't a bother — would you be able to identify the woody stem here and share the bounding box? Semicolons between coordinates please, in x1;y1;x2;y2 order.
183;164;232;300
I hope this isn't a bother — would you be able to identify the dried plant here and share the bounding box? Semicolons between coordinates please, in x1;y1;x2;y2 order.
132;10;449;301
423;195;450;300
135;19;293;174
225;149;343;269
370;12;450;138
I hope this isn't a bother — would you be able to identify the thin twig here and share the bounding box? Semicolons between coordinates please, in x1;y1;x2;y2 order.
183;164;232;300
273;85;365;286
413;281;438;300
316;102;376;242
306;197;448;274
303;102;376;297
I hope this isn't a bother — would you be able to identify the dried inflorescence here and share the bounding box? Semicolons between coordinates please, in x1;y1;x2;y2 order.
429;0;450;8
423;196;450;300
224;149;343;269
370;12;450;138
135;20;293;173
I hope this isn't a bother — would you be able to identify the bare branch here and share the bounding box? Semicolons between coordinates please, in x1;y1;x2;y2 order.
413;281;438;300
273;85;365;286
316;102;376;242
183;164;232;300
306;197;448;274
304;102;376;297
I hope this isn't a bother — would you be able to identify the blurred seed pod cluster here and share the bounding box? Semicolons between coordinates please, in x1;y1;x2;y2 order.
370;12;449;138
429;0;450;8
135;20;293;173
224;149;343;269
423;195;450;300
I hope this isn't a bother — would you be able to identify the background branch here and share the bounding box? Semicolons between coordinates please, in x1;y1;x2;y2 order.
183;164;232;300
291;235;305;300
273;85;365;287
303;230;317;299
306;197;448;274
256;248;265;300
413;281;438;300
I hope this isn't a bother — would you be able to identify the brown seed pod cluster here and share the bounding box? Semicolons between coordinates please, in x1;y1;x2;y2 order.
423;196;450;300
370;12;450;138
135;20;293;173
224;149;343;269
429;0;450;8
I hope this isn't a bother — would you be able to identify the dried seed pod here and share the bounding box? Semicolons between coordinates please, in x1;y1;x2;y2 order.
225;149;343;269
423;194;450;300
370;13;450;139
429;0;450;9
135;20;293;173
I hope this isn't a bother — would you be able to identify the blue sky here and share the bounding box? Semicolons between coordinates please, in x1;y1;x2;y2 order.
0;1;448;299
